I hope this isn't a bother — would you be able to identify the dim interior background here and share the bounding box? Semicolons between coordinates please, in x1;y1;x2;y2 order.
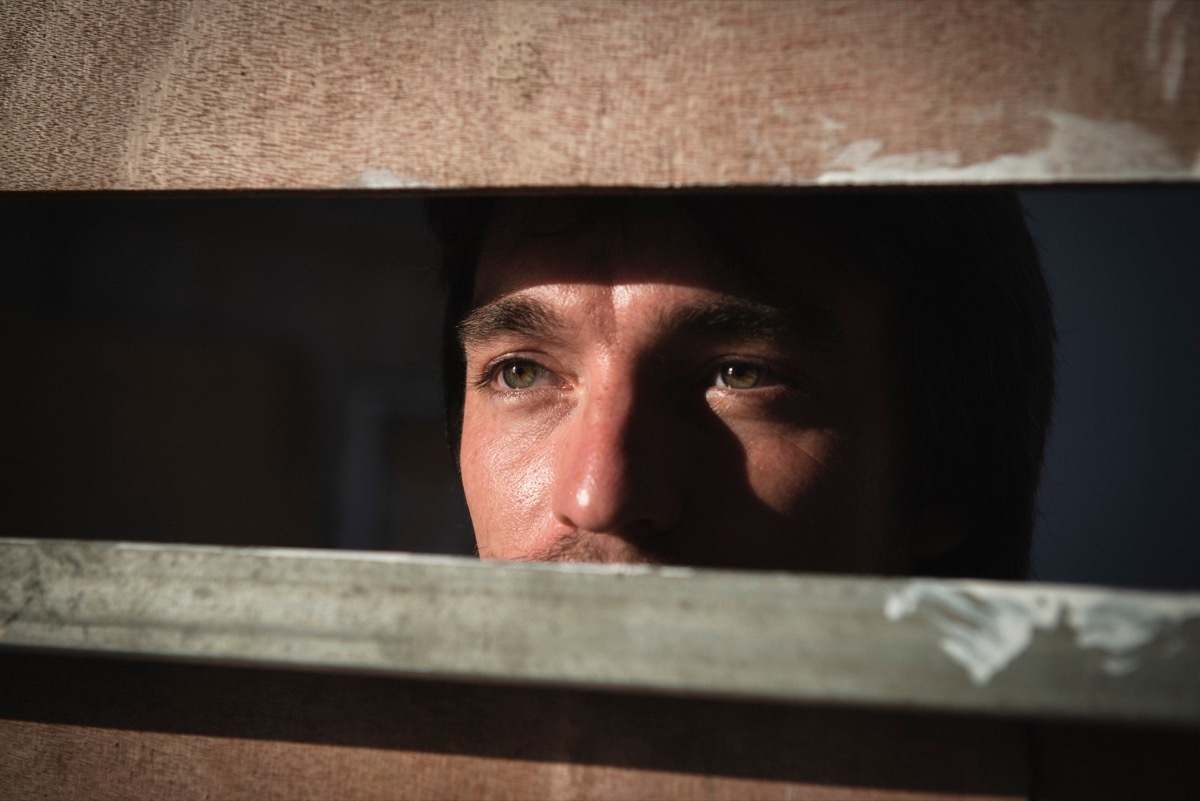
1;190;1196;590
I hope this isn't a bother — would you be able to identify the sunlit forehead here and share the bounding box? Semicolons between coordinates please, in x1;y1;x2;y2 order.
474;201;738;303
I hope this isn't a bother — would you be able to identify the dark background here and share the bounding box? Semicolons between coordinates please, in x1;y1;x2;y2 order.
1024;189;1199;590
1;189;1196;589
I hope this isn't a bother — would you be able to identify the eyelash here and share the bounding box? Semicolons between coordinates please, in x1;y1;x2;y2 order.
706;358;793;391
474;355;794;394
474;356;559;392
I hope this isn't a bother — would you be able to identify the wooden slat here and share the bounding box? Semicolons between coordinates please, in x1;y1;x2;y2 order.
2;538;1199;727
0;652;1036;800
4;652;1199;800
3;0;1198;191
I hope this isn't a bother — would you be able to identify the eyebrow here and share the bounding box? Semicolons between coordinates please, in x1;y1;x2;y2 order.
457;295;566;350
668;296;845;351
457;292;843;352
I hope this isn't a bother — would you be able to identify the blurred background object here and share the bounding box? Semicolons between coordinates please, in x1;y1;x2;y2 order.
1024;189;1200;590
0;195;470;556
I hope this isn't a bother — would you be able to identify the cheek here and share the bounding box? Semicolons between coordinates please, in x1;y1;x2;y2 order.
739;430;834;514
459;404;557;557
735;428;896;570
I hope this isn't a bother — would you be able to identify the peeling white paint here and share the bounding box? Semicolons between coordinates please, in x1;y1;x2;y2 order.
1147;0;1188;104
815;113;846;134
829;144;959;174
828;139;883;169
885;582;1058;684
357;168;432;189
818;111;1186;184
1065;595;1196;675
1163;16;1188;104
886;581;1200;685
1148;0;1177;67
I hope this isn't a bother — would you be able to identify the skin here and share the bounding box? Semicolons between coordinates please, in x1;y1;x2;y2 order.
457;204;908;573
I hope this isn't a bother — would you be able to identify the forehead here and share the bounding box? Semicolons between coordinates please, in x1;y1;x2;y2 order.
475;201;722;302
471;198;865;307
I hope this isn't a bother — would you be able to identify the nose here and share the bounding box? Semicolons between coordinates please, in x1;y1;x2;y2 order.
551;380;684;539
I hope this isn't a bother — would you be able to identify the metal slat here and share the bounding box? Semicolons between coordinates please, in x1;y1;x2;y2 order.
1;537;1198;726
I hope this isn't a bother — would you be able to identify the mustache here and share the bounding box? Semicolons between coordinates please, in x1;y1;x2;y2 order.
517;530;675;566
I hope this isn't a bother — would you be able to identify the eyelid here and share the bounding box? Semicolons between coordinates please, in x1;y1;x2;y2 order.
705;357;796;391
474;354;564;392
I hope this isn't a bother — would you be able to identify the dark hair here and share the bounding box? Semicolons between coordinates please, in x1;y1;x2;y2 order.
427;192;1055;581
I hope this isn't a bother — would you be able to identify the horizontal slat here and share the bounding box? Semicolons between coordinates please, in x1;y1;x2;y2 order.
1;538;1198;726
2;1;1199;191
0;654;1039;800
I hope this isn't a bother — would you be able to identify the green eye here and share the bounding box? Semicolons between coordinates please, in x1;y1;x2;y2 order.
500;361;541;389
718;363;761;389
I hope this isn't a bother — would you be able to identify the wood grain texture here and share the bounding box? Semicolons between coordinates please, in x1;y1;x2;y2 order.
0;723;1024;801
4;539;1200;727
3;0;1198;191
0;653;1031;800
4;653;1198;800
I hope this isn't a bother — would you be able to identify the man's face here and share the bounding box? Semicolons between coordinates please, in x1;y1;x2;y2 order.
457;203;905;573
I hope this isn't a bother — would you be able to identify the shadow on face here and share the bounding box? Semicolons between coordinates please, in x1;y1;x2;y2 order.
456;197;909;574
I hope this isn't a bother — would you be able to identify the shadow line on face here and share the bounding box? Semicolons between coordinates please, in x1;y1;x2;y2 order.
460;198;902;574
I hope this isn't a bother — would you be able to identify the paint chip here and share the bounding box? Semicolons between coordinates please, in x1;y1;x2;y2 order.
357;168;432;189
886;581;1200;684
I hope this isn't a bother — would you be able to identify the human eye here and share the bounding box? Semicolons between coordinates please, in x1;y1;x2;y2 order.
714;361;764;389
710;360;783;390
485;358;561;391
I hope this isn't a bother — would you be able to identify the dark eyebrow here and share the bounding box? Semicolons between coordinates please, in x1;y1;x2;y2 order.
457;296;565;350
458;292;843;353
669;296;844;351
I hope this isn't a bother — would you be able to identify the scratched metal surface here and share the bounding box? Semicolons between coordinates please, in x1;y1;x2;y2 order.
1;538;1198;727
